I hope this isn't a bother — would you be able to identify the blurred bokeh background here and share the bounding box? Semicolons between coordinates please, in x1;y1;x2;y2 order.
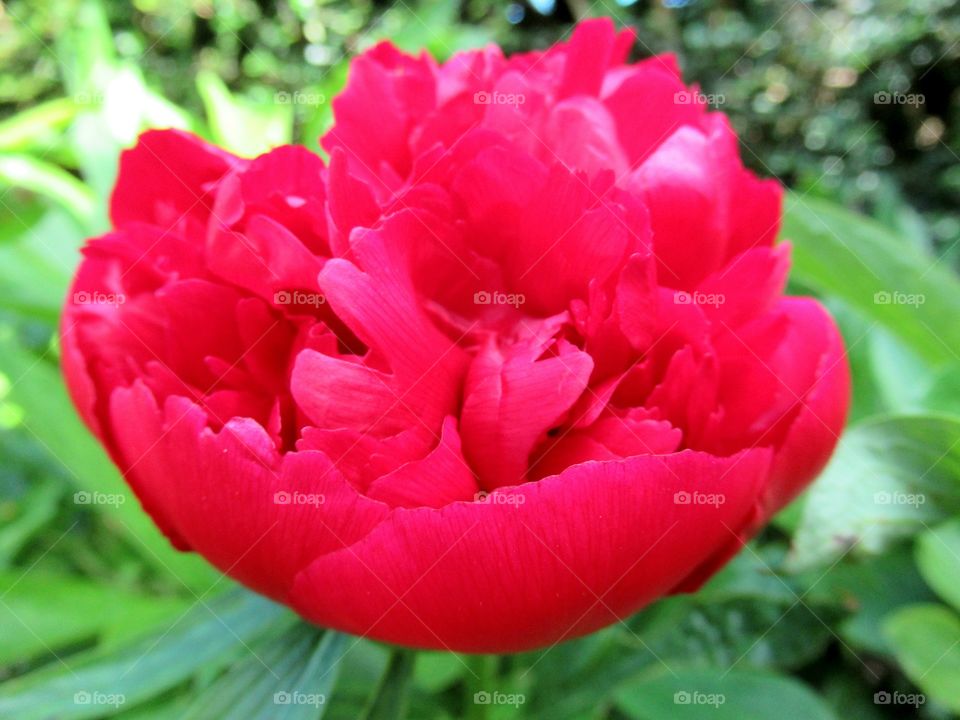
4;0;958;260
0;1;958;719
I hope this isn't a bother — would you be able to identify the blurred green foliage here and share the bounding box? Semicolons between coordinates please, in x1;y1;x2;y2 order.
3;0;957;263
0;1;959;719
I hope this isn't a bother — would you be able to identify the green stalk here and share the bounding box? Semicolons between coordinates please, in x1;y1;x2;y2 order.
464;654;498;720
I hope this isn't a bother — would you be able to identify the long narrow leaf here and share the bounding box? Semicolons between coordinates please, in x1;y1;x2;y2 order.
0;588;289;720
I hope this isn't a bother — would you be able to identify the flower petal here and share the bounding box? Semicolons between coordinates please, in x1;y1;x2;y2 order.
290;448;771;652
110;129;243;229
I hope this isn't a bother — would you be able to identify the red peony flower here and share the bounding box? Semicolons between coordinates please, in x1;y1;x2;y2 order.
62;19;849;652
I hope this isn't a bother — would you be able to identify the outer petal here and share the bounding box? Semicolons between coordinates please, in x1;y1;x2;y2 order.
557;17;619;99
672;297;850;593
110;129;243;229
602;61;705;166
695;244;791;327
289;448;771;652
321;44;437;188
108;384;391;600
764;297;850;513
724;170;783;259
61;310;103;437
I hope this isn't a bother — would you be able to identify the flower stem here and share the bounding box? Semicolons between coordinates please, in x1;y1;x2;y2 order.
464;653;498;720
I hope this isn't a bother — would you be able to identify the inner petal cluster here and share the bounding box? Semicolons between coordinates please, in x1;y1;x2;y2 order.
65;21;813;515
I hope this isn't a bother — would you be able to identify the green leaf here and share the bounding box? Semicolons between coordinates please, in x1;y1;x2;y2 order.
864;328;960;417
915;519;960;612
412;651;465;694
0;208;82;322
182;626;347;720
883;604;960;713
0;571;188;665
919;364;960;416
364;0;493;56
64;64;198;222
0;154;97;227
52;0;115;103
787;415;960;572
615;669;836;720
632;597;834;672
113;694;192;720
360;649;416;720
867;330;934;413
811;546;936;655
694;544;799;606
0;99;78;153
783;194;960;366
313;641;389;720
66;63;197;206
44;0;198;218
0;477;61;569
819;669;885;720
0;588;290;720
196;72;292;157
527;587;835;720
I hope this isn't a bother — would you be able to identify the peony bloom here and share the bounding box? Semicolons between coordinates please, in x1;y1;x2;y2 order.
62;19;849;652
